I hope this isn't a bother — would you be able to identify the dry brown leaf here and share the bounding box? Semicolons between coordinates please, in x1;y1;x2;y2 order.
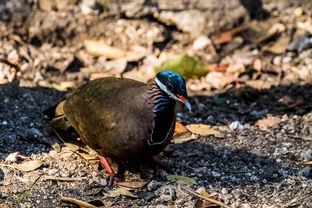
256;116;281;129
84;40;127;59
185;124;224;138
303;161;312;165
63;143;80;152
175;122;188;134
173;132;194;144
106;187;138;198
38;80;77;91
83;188;103;196
116;181;148;189
84;40;148;62
13;160;42;172
211;25;249;44
61;197;98;208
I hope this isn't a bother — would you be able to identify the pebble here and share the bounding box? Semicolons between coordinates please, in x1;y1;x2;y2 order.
229;121;244;131
5;152;19;162
274;147;289;156
221;188;229;195
147;180;161;191
241;203;251;208
232;189;241;199
302;149;312;161
2;120;8;125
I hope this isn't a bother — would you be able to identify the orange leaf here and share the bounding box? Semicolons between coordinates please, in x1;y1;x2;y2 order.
175;122;188;134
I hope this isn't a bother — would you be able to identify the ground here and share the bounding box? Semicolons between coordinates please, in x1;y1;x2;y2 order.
0;0;312;207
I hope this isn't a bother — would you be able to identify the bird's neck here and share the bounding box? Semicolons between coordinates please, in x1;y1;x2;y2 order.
147;81;176;145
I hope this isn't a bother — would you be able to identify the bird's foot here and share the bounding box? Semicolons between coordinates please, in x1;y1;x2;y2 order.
152;156;176;175
98;155;125;186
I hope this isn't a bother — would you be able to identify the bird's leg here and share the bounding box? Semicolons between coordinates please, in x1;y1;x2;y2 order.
98;155;125;186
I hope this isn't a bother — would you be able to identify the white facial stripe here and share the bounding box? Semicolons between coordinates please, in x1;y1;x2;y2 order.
154;77;179;101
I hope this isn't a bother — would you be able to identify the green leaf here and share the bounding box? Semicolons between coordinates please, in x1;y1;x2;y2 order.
166;175;197;185
155;55;209;79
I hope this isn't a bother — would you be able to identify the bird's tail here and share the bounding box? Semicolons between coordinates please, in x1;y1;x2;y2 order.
43;100;66;120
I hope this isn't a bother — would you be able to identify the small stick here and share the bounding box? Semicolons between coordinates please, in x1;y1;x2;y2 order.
60;197;98;208
44;176;87;182
19;174;44;203
180;186;232;208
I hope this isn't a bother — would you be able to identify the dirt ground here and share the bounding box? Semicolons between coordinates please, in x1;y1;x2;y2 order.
0;0;312;207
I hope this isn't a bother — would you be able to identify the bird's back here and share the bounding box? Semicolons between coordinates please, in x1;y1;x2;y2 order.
63;77;155;160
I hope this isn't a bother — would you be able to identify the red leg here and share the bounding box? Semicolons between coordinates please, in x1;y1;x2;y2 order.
98;155;125;186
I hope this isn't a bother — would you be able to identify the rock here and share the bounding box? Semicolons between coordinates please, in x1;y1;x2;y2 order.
5;152;19;163
241;203;251;208
229;121;244;131
192;35;211;50
38;0;56;12
232;189;242;199
221;188;229;195
302;149;312;162
147;180;161;191
274;147;289;156
154;10;205;37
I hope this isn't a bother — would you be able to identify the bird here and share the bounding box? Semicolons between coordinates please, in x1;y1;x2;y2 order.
46;71;190;185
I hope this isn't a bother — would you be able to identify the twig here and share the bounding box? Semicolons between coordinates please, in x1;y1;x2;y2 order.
44;176;87;182
180;186;232;208
60;197;98;208
19;174;44;204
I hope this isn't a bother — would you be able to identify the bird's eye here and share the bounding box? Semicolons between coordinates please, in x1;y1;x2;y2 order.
167;84;174;91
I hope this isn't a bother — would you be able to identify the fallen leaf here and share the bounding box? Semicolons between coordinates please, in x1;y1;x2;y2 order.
63;143;80;152
173;132;195;144
211;25;249;44
38;80;77;91
175;122;188;134
83;188;103;196
13;160;42;172
185;124;224;138
156;55;209;79
303;161;312;165
106;187;138;198
84;40;127;59
116;181;148;189
262;34;290;54
84;40;148;62
246;80;274;90
61;197;98;208
256;116;281;129
166;175;197;185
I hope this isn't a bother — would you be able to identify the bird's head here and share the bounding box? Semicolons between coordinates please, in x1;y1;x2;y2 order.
154;71;191;111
